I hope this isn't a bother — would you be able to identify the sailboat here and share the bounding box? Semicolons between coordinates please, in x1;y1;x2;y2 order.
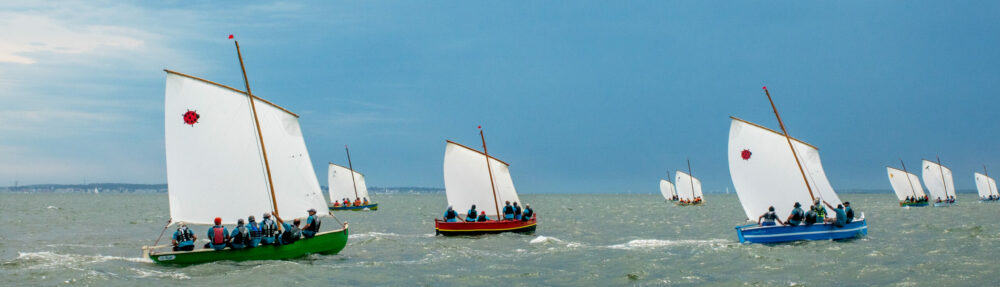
974;166;998;202
143;39;348;264
922;158;955;206
887;160;929;207
659;171;678;202
675;160;703;205
434;129;537;236
329;146;378;211
730;87;867;244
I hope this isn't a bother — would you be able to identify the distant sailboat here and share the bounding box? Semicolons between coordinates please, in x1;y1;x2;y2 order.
675;160;703;206
974;166;998;202
434;128;537;236
143;39;347;264
887;160;928;207
659;170;677;202
730;87;867;244
922;158;955;207
329;146;378;211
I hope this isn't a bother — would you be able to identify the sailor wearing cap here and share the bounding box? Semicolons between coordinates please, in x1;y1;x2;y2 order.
302;208;321;238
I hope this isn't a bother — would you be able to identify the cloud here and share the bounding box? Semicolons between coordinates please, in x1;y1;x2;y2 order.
0;14;145;64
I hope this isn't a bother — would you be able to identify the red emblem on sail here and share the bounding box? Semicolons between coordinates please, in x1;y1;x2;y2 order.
183;110;200;126
741;149;752;160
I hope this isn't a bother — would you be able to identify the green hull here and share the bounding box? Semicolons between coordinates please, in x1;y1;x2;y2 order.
148;226;348;265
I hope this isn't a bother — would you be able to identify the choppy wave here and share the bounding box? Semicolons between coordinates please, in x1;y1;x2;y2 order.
6;251;150;270
529;236;584;248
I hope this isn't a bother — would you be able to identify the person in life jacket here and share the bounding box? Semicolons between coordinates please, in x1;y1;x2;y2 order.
803;205;818;226
502;201;514;220
333;201;341;207
363;197;369;205
521;204;533;221
785;202;804;226
822;200;847;228
279;218;302;245
443;206;458;222
354;197;362;206
230;218;250;249
343;198;351;206
813;199;827;220
465;205;478;222
476;211;489;222
757;206;783;226
302;209;321;238
513;202;522;220
259;212;279;245
843;202;855;224
205;217;230;251
171;224;197;251
246;215;262;248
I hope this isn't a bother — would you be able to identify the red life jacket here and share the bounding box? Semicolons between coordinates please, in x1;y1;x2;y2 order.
212;226;226;245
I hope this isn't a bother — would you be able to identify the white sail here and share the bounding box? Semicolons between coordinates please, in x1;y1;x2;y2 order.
922;160;954;201
887;167;926;201
443;141;520;217
974;173;998;198
164;71;325;225
253;97;329;220
328;163;370;202
659;179;676;200
728;117;843;221
675;171;702;201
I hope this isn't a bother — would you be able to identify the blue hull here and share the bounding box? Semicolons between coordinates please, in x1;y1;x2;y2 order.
329;203;378;211
933;202;954;207
735;219;867;244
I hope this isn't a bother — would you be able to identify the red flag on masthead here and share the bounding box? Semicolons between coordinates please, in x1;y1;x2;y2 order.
228;34;234;39
762;86;767;90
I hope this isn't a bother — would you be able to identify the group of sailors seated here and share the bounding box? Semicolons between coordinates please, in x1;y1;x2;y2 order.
902;195;929;203
170;209;323;252
981;195;999;201
442;201;534;223
935;196;956;203
678;196;703;204
758;199;856;228
332;197;370;207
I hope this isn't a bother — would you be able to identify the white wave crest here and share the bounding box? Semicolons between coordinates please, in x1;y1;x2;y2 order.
529;236;583;248
607;238;728;250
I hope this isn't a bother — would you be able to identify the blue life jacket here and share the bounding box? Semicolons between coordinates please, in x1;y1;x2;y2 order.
248;222;262;239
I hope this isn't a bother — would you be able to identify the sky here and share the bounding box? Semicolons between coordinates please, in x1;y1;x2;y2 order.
1;1;998;194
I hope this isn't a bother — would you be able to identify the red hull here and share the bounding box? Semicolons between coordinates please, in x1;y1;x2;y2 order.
435;216;537;236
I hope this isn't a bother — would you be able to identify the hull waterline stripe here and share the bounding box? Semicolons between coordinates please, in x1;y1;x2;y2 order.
741;225;867;239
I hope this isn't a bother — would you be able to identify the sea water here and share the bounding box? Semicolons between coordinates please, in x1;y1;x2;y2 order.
1;193;998;286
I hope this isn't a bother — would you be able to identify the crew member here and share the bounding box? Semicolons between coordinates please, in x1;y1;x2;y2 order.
502;201;514;220
521;204;534;221
171;223;196;251
814;199;827;220
785;202;804;226
513;202;522;220
757;206;783;226
843;202;855;223
247;215;262;248
260;212;279;245
443;206;458;222
230;218;250;249
303;208;321;238
803;205;818;226
465;205;478;222
477;211;489;222
206;217;230;251
279;218;302;245
822;200;847;228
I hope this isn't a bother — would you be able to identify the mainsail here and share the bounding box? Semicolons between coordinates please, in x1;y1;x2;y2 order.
974;172;998;198
728;117;843;221
443;140;520;217
887;167;926;201
328;163;370;202
675;171;702;201
659;179;676;200
164;70;327;225
921;160;954;201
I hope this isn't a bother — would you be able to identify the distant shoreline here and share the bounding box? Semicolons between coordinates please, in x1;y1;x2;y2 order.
0;183;978;194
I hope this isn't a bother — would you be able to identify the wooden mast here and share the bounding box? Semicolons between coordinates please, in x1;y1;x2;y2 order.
936;156;949;199
480;128;501;218
687;159;696;201
234;39;282;222
900;159;918;198
763;86;816;201
346;145;360;200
